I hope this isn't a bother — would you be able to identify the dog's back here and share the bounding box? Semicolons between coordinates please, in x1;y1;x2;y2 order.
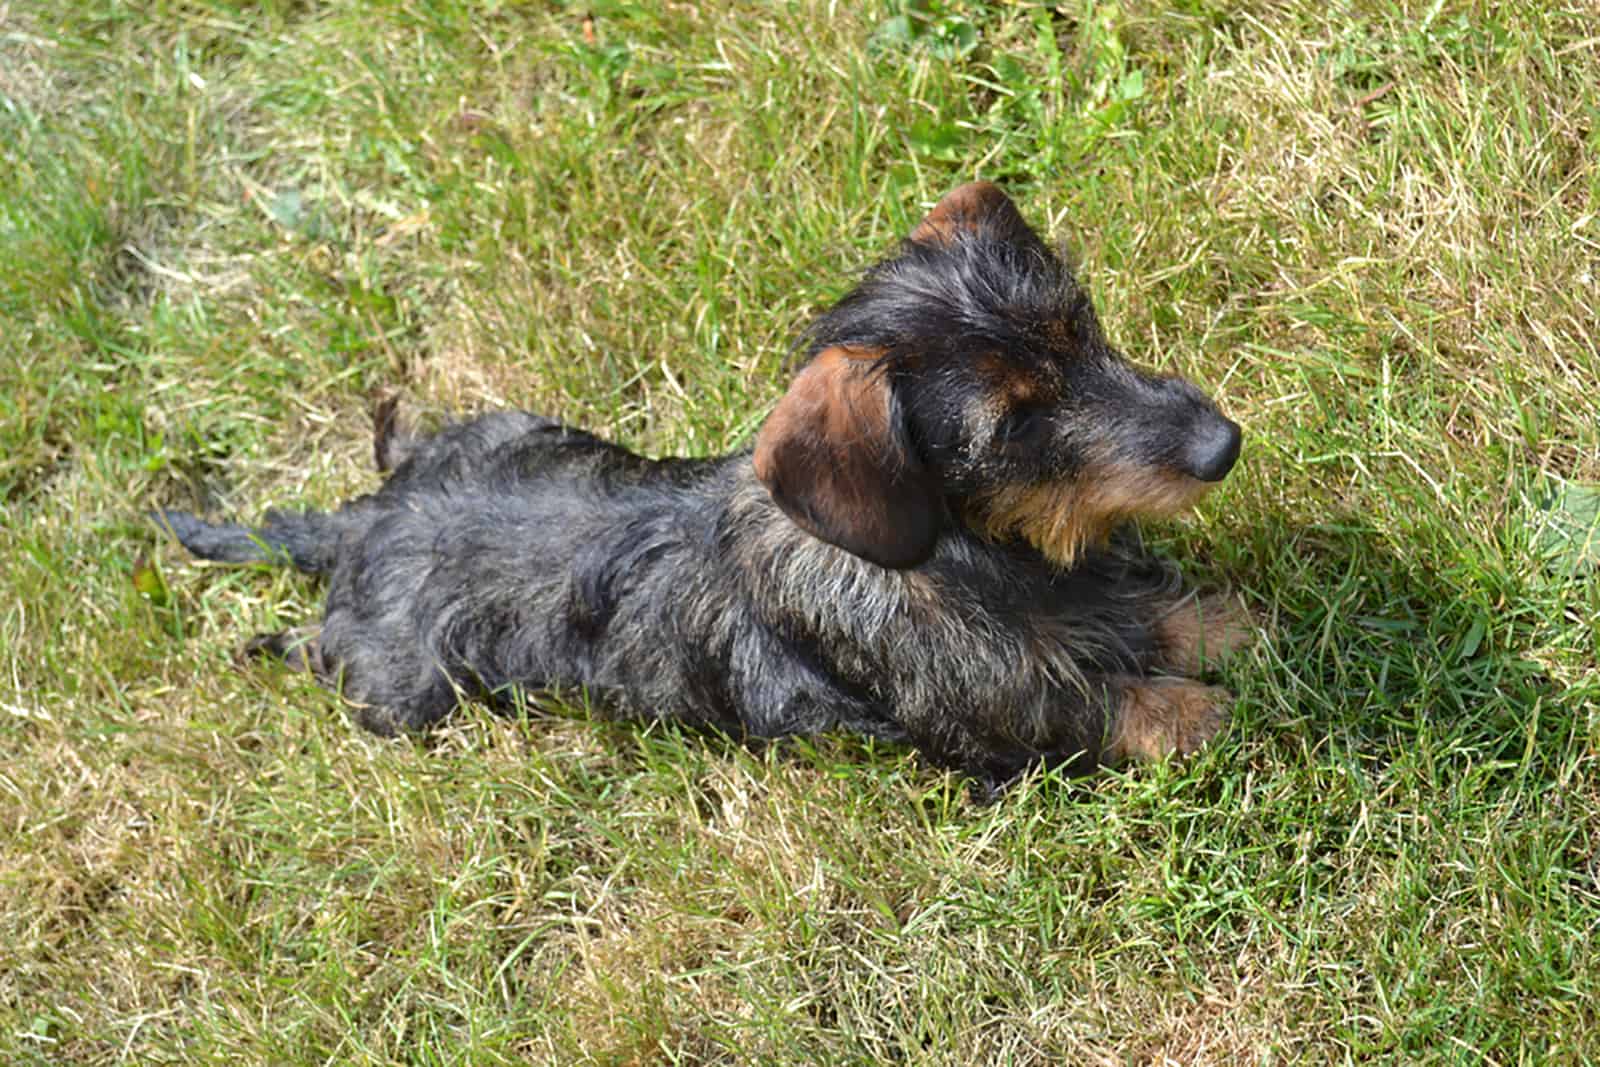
162;412;775;732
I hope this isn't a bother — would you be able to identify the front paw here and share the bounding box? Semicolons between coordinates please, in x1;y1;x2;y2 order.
1103;677;1230;763
1154;593;1257;675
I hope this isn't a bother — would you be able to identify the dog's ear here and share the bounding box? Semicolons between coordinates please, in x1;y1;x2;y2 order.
753;347;942;569
910;181;1046;254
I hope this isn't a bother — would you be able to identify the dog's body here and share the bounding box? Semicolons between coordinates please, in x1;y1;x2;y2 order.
159;183;1250;793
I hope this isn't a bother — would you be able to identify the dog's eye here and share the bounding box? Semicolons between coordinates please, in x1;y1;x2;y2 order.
997;407;1048;445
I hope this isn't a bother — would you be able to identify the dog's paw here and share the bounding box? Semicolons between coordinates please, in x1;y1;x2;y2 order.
1154;592;1257;676
1104;677;1231;763
371;389;423;473
239;626;325;673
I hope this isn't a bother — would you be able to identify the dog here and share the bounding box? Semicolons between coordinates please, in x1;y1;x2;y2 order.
156;182;1251;795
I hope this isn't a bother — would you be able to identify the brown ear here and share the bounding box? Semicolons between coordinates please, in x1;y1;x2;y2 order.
753;347;942;569
909;181;1048;257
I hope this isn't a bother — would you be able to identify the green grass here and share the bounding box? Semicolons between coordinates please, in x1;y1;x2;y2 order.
3;0;1598;1062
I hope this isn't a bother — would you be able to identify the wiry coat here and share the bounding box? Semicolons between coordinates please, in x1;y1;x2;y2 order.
159;183;1250;793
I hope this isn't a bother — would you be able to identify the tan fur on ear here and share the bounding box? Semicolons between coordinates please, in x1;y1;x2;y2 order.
910;181;1020;245
753;347;942;569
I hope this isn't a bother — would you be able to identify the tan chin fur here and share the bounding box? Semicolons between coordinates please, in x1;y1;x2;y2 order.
971;466;1210;566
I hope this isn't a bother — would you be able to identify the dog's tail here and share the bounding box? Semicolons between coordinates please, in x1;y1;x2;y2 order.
153;508;341;575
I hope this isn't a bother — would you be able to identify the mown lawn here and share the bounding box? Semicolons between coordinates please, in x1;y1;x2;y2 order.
2;1;1597;1062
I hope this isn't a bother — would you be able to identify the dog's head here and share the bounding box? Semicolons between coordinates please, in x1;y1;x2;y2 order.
754;182;1241;570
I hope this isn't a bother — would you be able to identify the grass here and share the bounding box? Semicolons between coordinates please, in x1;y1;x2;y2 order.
2;0;1598;1061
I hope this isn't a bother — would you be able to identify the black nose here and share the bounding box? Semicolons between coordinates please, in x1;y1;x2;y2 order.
1184;416;1242;482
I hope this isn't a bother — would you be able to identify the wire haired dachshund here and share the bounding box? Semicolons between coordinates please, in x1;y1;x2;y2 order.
157;182;1253;796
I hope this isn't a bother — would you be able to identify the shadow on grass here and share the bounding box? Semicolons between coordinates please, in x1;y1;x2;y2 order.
1230;507;1585;784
